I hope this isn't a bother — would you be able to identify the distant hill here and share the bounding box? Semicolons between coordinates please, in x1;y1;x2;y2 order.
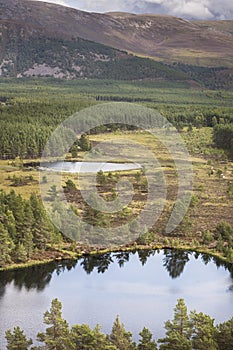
0;0;233;88
104;13;233;68
0;24;187;81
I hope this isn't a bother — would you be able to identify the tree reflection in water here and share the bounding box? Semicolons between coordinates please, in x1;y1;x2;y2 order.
80;253;113;274
162;249;190;279
114;252;130;267
0;250;232;295
0;259;77;297
137;250;156;266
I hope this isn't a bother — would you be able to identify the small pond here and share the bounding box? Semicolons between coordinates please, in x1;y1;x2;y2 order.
40;161;141;173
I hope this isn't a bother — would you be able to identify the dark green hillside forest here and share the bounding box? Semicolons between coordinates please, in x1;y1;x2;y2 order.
0;79;233;160
4;298;233;349
1;32;186;81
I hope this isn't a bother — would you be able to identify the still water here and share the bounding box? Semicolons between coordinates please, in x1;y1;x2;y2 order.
0;249;233;347
40;161;141;173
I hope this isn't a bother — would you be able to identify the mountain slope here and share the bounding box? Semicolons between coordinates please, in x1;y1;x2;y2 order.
0;0;189;81
0;0;233;88
0;25;187;80
1;0;232;68
105;13;233;68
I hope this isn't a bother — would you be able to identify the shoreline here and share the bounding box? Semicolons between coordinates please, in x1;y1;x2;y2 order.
0;242;232;273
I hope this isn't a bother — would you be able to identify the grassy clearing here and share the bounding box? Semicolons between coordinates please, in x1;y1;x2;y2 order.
2;127;232;243
90;130;233;234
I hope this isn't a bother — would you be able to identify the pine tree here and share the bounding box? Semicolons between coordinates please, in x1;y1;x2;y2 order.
23;202;34;236
48;185;59;201
70;144;78;158
158;299;192;350
30;194;54;250
216;317;233;350
96;170;106;185
71;323;117;350
93;324;118;350
138;327;158;350
22;231;34;259
36;298;72;350
79;134;91;151
65;179;77;193
109;315;136;350
83;193;109;227
5;326;32;350
4;209;17;242
0;222;15;267
190;311;218;350
14;243;27;262
9;192;25;240
71;324;96;350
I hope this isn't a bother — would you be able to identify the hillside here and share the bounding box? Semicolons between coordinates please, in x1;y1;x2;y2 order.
0;30;187;81
105;13;233;68
0;0;189;81
1;0;233;67
0;0;232;87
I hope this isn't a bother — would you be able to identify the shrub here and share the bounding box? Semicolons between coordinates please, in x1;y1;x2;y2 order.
214;222;233;241
190;194;199;208
202;230;214;244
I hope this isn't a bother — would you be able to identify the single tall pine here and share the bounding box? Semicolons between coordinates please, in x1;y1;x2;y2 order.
109;315;136;350
36;298;72;350
158;299;192;350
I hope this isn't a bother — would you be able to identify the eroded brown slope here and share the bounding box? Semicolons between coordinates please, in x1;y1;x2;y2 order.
0;0;232;67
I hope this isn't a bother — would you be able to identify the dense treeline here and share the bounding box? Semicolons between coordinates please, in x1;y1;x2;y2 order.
0;96;93;159
0;79;232;160
0;189;62;267
173;62;233;90
4;298;233;349
94;98;233;129
97;56;186;81
0;123;52;159
0;82;233;159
